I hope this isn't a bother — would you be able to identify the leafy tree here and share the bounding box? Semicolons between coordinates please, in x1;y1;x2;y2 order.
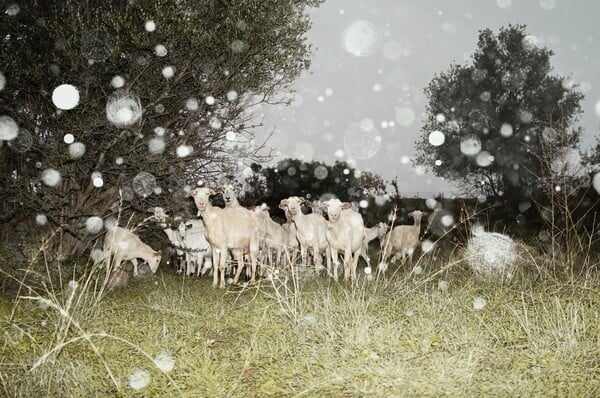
414;25;584;208
0;0;320;253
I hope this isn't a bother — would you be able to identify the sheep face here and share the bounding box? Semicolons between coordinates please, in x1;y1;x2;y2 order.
323;198;351;223
148;206;168;223
187;187;215;213
281;196;304;218
377;222;390;239
222;184;237;207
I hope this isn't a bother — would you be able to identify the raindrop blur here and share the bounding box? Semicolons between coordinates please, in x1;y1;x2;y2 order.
111;75;125;89
52;84;80;110
395;107;415;126
69;142;86;159
227;90;238;101
500;123;513;137
539;0;556;10
145;20;156;32
6;3;20;16
176;144;193;157
91;171;103;187
382;40;402;60
129;368;150;391
205;96;215;105
8;128;32;153
148;138;165;154
343;20;380;57
497;0;512;9
86;216;104;233
41;169;62;187
132;172;157;197
475;151;494;167
460;135;481;156
314;165;328;180
36;214;48;226
106;91;142;127
154;44;168;57
343;122;381;160
473;297;486;311
162;66;175;79
428;130;445;146
0;115;18;141
522;35;540;50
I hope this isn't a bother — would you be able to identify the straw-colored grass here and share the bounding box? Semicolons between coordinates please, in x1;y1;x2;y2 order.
1;253;599;397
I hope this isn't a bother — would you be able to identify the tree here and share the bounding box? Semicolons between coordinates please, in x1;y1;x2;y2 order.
0;0;321;253
414;25;584;208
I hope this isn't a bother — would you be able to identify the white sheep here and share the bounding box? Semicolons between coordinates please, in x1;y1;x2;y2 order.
382;210;425;264
187;187;259;288
100;225;161;276
252;204;286;267
321;198;365;281
177;219;212;276
279;196;330;275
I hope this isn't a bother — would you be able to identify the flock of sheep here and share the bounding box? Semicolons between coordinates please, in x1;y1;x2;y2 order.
100;184;426;288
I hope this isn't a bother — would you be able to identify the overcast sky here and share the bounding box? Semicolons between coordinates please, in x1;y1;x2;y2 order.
256;0;600;196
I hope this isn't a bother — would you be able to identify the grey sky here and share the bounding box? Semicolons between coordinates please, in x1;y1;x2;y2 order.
256;0;600;196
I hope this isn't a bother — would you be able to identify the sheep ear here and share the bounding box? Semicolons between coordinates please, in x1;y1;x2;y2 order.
147;207;156;213
341;202;352;209
208;189;217;196
279;199;287;207
299;197;306;203
186;189;195;197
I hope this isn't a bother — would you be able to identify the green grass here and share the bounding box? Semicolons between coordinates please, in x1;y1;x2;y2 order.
1;257;599;397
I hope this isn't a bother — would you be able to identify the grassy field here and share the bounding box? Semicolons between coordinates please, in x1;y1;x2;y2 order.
1;254;599;397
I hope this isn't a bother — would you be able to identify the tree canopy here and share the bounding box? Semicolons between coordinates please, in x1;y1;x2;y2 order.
0;0;321;253
414;25;584;206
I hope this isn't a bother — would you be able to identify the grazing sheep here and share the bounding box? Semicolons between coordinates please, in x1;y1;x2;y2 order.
361;221;389;265
321;198;365;281
279;196;331;275
148;206;186;273
187;187;259;288
382;210;424;264
101;225;161;276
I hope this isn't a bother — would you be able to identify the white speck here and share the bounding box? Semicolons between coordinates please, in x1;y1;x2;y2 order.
412;265;423;275
91;172;103;188
154;127;165;136
428;130;445;146
129;368;150;390
162;66;175;79
522;35;540;50
373;83;382;92
314;165;328;180
52;84;80;110
36;214;48;226
0;115;19;140
421;240;435;253
209;117;222;129
85;216;104;233
227;278;233;284
364;266;372;275
377;262;388;272
66;142;86;159
500;123;513;137
115;156;124;165
497;0;512;9
441;214;455;227
68;280;78;290
230;39;246;53
0;72;5;91
325;88;333;96
539;0;556;10
592;173;600;194
227;90;238;101
63;134;74;144
176;144;193;158
473;297;486;310
334;149;344;158
438;280;449;291
205;96;215;105
145;20;156;32
186;98;198;111
435;113;446;123
153;351;175;372
225;131;237;141
154;44;168;57
148;138;165;154
41;169;61;187
110;75;125;89
594;100;600;118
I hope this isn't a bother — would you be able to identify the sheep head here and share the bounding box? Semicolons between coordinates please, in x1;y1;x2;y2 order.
323;198;351;223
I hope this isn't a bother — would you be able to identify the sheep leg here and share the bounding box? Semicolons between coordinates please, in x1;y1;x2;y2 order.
232;251;245;285
212;249;220;287
131;258;138;277
344;247;352;281
330;248;338;280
